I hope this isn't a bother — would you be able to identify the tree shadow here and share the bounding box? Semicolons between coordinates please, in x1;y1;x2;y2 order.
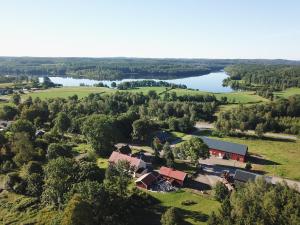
186;179;212;191
248;155;281;166
177;208;209;224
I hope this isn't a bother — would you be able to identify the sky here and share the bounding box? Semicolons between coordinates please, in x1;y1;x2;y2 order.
0;0;300;59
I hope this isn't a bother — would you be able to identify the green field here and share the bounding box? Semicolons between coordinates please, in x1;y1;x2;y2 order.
210;136;300;180
24;87;114;99
274;87;300;98
18;86;269;106
140;190;219;225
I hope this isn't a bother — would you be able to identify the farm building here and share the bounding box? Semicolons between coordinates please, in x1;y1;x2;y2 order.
108;151;146;172
201;136;248;162
234;169;272;185
135;172;158;189
234;169;261;184
159;166;187;186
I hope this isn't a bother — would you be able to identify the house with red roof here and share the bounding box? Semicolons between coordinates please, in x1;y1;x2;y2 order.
108;151;147;172
159;166;187;186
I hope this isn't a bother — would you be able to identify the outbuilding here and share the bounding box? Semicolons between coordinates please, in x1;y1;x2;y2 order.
234;169;260;184
159;166;187;186
201;136;248;162
135;172;158;189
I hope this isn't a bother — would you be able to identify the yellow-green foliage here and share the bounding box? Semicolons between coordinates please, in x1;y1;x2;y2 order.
0;191;61;225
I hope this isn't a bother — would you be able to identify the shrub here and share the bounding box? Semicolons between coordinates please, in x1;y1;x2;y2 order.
181;200;197;206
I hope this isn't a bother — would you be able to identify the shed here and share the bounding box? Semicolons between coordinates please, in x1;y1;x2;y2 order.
234;169;261;183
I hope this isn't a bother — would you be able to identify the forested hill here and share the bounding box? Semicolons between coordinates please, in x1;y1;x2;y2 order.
224;64;300;90
0;57;300;80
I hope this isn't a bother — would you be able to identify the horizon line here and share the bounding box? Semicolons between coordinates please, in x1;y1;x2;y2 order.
0;55;300;61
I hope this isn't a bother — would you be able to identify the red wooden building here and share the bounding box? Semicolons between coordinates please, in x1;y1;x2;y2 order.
201;137;248;162
159;166;187;186
135;172;158;189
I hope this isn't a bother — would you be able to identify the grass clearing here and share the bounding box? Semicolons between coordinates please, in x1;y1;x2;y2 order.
274;88;300;99
143;190;219;225
24;86;114;99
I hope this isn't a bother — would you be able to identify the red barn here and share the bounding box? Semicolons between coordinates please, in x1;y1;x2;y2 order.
201;136;248;162
159;166;187;186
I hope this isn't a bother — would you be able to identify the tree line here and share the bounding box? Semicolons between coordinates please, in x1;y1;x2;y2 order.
224;64;300;91
116;80;187;90
216;95;300;135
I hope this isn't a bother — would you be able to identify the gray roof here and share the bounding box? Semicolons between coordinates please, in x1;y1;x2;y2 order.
200;136;248;156
234;169;261;182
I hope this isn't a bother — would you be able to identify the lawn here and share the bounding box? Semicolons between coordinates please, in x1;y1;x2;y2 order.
274;88;300;99
210;136;300;180
140;190;219;225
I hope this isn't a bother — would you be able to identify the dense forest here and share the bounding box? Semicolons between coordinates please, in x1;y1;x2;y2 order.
216;95;300;135
224;64;300;91
1;57;300;80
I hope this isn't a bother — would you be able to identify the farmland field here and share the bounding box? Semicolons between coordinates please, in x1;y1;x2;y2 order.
17;86;269;105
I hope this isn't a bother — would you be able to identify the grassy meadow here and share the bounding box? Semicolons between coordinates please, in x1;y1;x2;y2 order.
274;87;300;98
14;86;269;106
138;190;219;225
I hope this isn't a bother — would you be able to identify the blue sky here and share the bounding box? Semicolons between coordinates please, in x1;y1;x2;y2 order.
1;0;300;59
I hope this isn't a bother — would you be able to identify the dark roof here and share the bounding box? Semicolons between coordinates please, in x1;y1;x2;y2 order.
200;136;248;156
135;172;157;186
234;169;261;182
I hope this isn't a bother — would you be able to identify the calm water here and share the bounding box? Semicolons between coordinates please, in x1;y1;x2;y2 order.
40;71;233;93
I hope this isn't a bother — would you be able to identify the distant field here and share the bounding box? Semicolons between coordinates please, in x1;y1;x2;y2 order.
0;83;14;88
211;136;300;180
274;88;300;98
23;87;114;99
20;86;268;105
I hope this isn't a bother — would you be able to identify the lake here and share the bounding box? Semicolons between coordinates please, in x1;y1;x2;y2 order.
41;71;233;93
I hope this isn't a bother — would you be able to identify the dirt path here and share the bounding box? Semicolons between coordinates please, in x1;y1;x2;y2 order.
194;121;299;141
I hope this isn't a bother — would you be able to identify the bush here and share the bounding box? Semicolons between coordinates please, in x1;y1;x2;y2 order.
245;162;252;170
161;207;182;225
213;181;230;202
181;200;197;206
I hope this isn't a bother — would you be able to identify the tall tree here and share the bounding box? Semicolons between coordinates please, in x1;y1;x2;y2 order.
82;115;118;156
161;207;182;225
54;112;71;136
61;194;95;225
163;142;174;168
